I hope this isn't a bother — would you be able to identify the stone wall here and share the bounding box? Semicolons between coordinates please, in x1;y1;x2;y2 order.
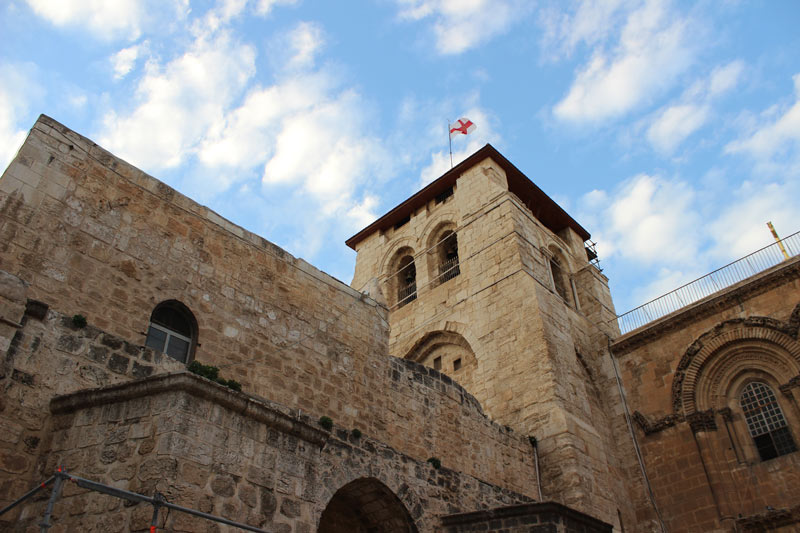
10;373;530;533
0;115;540;515
611;257;800;532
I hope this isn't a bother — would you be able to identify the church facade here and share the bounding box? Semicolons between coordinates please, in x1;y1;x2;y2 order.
0;115;797;531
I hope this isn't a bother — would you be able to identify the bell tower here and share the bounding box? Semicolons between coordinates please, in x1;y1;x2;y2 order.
347;145;645;529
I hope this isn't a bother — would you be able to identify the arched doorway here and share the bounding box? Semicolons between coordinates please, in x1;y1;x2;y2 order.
318;478;418;533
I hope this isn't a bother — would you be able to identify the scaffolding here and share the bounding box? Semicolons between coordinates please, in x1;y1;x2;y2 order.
0;466;269;533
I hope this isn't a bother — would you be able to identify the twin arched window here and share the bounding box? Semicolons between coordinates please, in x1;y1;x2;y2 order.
740;381;798;461
145;300;197;363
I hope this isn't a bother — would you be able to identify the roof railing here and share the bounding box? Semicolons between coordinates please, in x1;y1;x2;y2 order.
614;230;800;335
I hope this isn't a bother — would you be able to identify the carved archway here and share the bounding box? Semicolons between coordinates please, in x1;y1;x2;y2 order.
671;318;800;415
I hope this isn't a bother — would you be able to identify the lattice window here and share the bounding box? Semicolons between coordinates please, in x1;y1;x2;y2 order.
740;382;797;461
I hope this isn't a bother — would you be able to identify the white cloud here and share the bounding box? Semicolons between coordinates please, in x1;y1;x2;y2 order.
707;180;800;260
725;73;800;163
100;31;256;170
708;60;744;97
111;41;148;80
395;0;528;55
0;64;41;172
286;22;324;70
644;60;743;154
256;0;298;15
580;174;701;265
538;0;632;60
25;0;188;41
554;0;696;123
646;104;709;154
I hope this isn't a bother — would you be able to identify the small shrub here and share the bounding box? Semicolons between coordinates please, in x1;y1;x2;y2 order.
71;314;87;328
427;457;441;470
351;428;362;439
225;379;242;392
318;416;333;431
188;361;220;381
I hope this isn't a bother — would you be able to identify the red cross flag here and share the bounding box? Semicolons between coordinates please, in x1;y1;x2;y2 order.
449;118;476;138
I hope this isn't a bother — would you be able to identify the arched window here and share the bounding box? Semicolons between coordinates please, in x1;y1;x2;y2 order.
740;381;797;461
397;255;417;308
437;231;460;284
549;255;569;302
145;300;197;363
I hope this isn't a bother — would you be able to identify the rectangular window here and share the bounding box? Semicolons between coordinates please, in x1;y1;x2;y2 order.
433;357;442;371
453;358;462;371
394;215;410;230
435;187;453;204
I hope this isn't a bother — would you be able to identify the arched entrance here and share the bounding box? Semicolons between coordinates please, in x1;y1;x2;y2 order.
318;478;418;533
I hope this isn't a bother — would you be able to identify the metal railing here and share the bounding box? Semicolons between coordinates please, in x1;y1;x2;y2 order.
0;466;268;532
437;257;460;285
397;282;417;308
614;230;800;335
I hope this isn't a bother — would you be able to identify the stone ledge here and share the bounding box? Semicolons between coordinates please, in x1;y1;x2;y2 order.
49;371;329;446
441;501;612;531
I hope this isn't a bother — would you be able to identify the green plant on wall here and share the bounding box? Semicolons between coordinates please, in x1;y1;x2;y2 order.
188;361;242;392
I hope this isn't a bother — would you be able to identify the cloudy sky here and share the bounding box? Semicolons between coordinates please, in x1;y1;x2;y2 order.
1;0;799;313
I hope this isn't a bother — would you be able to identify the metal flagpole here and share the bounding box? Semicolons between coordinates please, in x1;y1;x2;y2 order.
448;120;453;168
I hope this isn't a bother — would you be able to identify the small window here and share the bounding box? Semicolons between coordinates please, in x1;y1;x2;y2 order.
740;382;797;461
394;215;410;230
435;187;453;205
453;358;462;371
549;257;569;301
145;301;197;363
433;356;442;371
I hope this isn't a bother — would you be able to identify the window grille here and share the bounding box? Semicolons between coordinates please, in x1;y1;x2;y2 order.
740;382;797;461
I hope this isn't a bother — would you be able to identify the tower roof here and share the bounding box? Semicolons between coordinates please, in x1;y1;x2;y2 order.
345;144;590;250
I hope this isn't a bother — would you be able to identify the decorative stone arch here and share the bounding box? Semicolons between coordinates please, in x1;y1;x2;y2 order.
671;318;800;416
403;323;478;388
314;469;426;533
671;316;800;462
423;219;460;288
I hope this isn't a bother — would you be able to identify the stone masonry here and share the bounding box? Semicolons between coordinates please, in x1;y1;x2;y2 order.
349;147;655;530
0;115;548;532
3;114;799;532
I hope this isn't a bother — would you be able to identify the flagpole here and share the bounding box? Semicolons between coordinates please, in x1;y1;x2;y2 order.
448;120;453;168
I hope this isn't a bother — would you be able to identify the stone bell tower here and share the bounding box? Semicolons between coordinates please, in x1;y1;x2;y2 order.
347;145;649;530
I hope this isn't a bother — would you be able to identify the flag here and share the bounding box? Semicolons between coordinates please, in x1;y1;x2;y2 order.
449;118;476;138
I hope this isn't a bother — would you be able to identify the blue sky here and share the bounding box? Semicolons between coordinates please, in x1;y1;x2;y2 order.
1;0;799;313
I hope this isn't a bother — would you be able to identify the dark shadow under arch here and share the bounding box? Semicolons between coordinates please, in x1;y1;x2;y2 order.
318;478;418;533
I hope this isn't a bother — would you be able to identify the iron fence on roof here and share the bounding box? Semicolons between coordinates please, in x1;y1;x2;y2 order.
614;230;800;335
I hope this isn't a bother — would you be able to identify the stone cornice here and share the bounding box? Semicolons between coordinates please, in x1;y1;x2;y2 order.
440;501;610;530
611;257;800;356
49;371;329;446
737;503;800;531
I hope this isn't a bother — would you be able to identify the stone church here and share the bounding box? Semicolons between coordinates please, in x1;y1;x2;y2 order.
0;115;797;532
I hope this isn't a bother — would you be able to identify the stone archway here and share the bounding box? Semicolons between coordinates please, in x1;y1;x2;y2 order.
318;477;418;533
